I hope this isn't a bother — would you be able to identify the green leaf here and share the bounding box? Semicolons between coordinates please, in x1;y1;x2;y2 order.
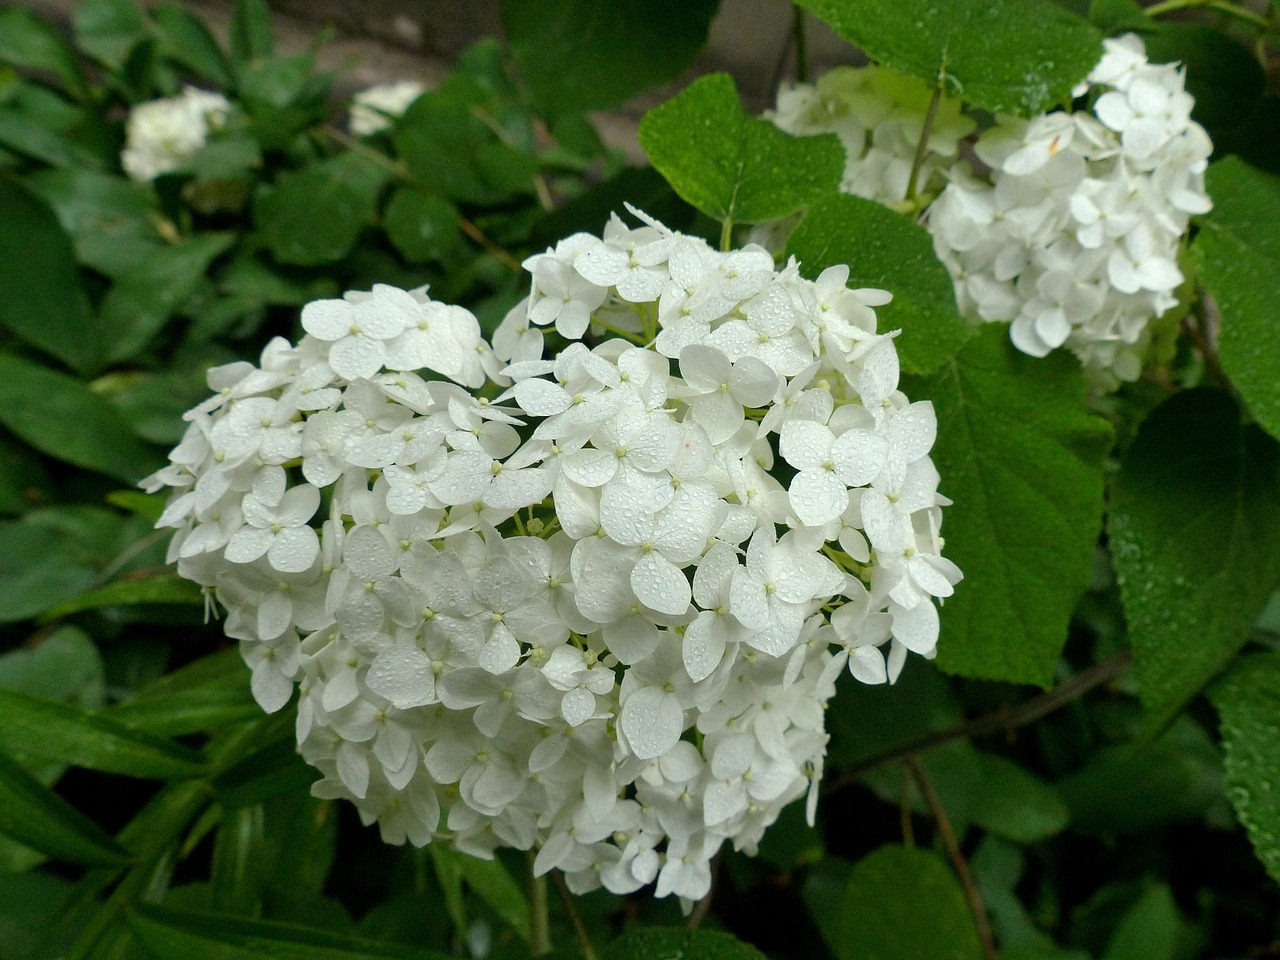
128;904;454;960
0;353;163;482
502;0;720;114
1055;715;1228;834
0;104;99;169
0;688;205;780
72;0;148;67
0;6;87;96
606;928;768;960
0;435;51;515
26;168;165;279
863;743;1069;843
0;750;132;867
0;871;75;960
818;845;983;960
1109;388;1280;730
1101;883;1180;960
1193;157;1280;443
785;193;973;375
0;515;101;622
150;2;232;86
1209;653;1280;884
637;73;844;227
106;648;259;737
0;625;105;709
212;725;316;809
229;0;274;69
905;324;1112;685
794;0;1102;116
98;232;235;362
383;188;461;263
0;181;98;371
255;153;389;267
428;847;529;937
40;573;203;621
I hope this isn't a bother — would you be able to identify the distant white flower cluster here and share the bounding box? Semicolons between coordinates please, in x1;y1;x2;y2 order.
768;65;975;207
928;34;1211;386
348;80;427;136
121;86;231;182
146;208;959;902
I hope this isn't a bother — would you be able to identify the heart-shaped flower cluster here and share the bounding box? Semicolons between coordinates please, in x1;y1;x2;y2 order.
146;208;960;902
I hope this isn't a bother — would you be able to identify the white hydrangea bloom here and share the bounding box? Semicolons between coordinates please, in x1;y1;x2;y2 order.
768;65;975;207
120;86;231;181
147;210;959;903
348;80;427;136
928;34;1212;387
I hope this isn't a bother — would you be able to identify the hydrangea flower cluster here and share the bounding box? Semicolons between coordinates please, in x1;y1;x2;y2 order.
348;80;427;136
768;65;975;207
927;34;1211;385
121;86;231;182
145;209;959;902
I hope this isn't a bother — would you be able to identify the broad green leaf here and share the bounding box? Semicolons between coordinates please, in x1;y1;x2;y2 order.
98;232;235;362
384;188;461;263
72;0;148;67
0;750;132;867
0;625;105;709
785;193;973;375
0;515;100;622
606;928;768;960
229;0;274;69
1217;96;1280;177
0;7;87;96
212;722;316;809
255;153;389;266
1087;0;1153;33
862;743;1069;843
819;845;982;960
26;168;165;279
638;73;844;228
502;0;719;114
1055;716;1228;834
106;648;258;737
0;353;163;483
1193;157;1280;442
40;573;203;621
0;435;51;515
1109;389;1280;730
905;324;1113;685
0;105;99;169
794;0;1102;117
1209;653;1280;884
128;904;454;960
0;180;98;371
150;2;232;86
394;45;540;207
1101;883;1180;960
0;688;205;780
0;872;75;959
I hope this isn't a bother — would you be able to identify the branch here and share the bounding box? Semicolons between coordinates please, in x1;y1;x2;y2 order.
828;650;1133;793
906;756;997;960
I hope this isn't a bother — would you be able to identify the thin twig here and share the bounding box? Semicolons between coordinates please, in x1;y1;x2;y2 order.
457;217;523;273
904;82;942;205
899;762;916;848
1182;308;1234;395
828;650;1132;793
551;871;602;960
906;756;997;960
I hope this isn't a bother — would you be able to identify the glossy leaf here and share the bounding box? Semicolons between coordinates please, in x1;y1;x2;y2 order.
72;0;149;67
150;2;232;86
255;153;388;266
0;688;205;780
786;193;973;375
1210;653;1280;885
0;625;105;709
0;181;98;371
818;845;983;960
0;353;163;483
106;649;258;737
503;0;719;114
906;324;1113;685
128;904;454;960
1193;157;1280;442
383;189;461;263
1109;389;1280;730
40;573;203;622
0;750;132;867
794;0;1102;116
0;6;87;96
229;0;274;68
638;73;844;226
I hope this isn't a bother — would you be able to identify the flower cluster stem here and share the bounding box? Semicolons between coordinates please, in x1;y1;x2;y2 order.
529;852;552;956
552;870;602;960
